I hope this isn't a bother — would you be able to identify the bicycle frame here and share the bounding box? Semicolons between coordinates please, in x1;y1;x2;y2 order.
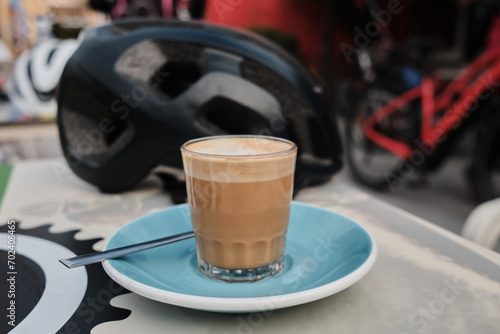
362;47;500;159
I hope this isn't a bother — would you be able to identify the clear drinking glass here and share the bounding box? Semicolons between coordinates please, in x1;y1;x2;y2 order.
181;135;297;282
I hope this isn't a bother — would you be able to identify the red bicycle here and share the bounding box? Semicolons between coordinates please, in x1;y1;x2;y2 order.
345;47;500;202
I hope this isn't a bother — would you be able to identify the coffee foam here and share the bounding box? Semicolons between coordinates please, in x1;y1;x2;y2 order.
185;137;293;155
182;137;296;182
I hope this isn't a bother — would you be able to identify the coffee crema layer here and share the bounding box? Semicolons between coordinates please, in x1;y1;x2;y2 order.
185;137;293;155
183;137;296;183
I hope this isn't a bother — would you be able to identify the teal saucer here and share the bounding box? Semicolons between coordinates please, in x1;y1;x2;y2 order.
103;202;377;312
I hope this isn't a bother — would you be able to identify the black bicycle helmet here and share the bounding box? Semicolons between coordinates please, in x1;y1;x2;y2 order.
57;19;342;192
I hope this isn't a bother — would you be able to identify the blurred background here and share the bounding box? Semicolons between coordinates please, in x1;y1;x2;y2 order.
0;0;498;250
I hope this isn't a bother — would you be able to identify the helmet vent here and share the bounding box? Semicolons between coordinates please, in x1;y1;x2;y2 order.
152;61;202;99
59;80;135;167
197;97;269;134
115;41;204;100
27;59;53;101
47;49;56;64
307;117;329;159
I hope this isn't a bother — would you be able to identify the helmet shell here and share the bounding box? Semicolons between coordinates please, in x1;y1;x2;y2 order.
58;19;343;192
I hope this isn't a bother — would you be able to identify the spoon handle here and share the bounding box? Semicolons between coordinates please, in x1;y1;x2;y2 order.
59;231;195;269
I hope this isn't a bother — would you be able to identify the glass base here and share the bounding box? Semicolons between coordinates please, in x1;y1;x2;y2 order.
198;254;284;282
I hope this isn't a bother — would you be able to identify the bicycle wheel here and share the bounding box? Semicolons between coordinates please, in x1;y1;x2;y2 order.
345;82;418;190
472;110;500;202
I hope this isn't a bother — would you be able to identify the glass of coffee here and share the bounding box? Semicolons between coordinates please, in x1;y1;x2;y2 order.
181;135;297;282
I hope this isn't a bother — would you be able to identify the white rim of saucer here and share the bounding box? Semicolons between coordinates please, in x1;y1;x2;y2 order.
102;229;377;312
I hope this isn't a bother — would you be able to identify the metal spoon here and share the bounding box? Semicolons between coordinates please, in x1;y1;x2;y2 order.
59;231;195;269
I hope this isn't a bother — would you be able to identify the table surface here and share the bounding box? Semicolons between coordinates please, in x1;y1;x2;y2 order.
1;159;499;334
